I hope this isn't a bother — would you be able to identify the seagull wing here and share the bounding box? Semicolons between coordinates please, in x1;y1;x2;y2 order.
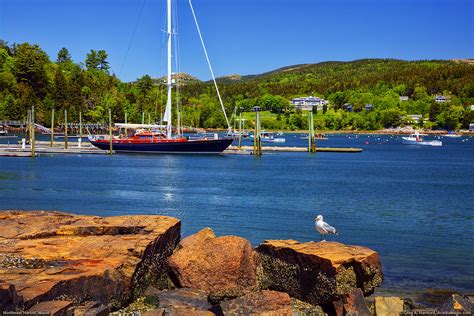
322;222;337;234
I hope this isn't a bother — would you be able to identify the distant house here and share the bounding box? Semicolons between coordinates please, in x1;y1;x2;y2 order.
470;123;474;131
470;105;474;111
435;95;451;103
399;96;409;102
344;103;353;112
365;104;373;111
405;114;423;124
291;96;328;111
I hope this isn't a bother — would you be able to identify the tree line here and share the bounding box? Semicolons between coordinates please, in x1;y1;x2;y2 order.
1;40;473;131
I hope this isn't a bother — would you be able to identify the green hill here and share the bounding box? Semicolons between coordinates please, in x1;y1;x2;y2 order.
1;40;473;131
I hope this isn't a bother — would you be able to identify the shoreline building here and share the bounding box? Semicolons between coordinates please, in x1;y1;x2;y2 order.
291;96;328;111
435;95;451;103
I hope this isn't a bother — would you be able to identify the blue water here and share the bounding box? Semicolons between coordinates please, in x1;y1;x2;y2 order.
1;133;473;293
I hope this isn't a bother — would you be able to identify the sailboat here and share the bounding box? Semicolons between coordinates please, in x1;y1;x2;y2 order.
89;0;233;153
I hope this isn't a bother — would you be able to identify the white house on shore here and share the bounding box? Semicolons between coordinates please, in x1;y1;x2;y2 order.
291;96;328;111
405;114;424;124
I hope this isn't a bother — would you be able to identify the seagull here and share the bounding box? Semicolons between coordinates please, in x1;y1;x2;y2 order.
315;215;337;241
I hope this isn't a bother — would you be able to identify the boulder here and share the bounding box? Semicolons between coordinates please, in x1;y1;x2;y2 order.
177;227;215;249
0;210;181;309
27;300;73;316
255;240;383;306
374;296;404;316
67;301;110;316
333;288;371;316
167;228;258;300
156;288;215;315
0;281;23;311
220;290;292;315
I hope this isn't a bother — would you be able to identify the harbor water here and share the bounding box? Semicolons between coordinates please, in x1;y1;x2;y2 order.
0;133;473;293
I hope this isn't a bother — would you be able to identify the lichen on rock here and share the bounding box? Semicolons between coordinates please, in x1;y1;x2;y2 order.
255;240;383;306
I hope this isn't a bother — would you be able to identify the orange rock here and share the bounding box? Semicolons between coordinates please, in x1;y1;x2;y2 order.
256;240;383;306
0;210;181;309
333;288;371;316
220;290;293;315
177;227;215;249
167;228;258;300
27;300;73;316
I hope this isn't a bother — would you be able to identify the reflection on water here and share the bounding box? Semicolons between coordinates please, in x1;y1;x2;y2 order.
0;134;473;292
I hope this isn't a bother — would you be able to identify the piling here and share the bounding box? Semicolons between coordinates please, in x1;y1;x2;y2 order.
64;109;68;149
29;106;35;159
109;109;113;156
125;112;128;136
79;111;82;148
50;108;55;147
308;110;316;153
253;106;262;156
238;109;243;149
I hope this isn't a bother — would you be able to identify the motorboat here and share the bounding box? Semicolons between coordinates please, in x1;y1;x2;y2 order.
402;132;442;146
250;131;286;143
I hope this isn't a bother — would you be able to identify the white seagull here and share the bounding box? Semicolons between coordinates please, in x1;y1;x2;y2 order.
315;215;338;241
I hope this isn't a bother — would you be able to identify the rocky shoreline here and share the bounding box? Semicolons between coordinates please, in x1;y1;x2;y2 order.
0;211;472;315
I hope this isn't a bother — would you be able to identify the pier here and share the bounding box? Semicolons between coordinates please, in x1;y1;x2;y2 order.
226;145;362;153
0;141;107;157
0;142;362;157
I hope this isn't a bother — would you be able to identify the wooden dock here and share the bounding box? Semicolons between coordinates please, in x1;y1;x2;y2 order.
0;142;362;157
226;146;362;153
0;141;108;157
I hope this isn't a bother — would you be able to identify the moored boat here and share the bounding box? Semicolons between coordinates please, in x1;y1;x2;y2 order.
442;133;462;138
250;131;286;143
88;0;233;154
89;125;232;153
300;133;328;140
402;132;442;146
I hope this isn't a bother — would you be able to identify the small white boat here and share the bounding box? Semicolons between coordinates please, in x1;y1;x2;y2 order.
225;130;249;139
300;133;328;140
402;132;442;146
442;133;461;138
250;131;286;143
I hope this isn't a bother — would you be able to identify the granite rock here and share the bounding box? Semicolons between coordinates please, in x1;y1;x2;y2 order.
168;228;258;300
0;210;180;309
255;240;383;305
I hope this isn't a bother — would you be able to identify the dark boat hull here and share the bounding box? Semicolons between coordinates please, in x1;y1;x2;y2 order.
89;138;233;153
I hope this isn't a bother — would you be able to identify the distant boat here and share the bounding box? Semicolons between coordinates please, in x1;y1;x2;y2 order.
250;131;285;143
442;133;461;138
0;128;16;138
54;135;89;140
402;132;442;146
300;133;328;140
225;130;249;139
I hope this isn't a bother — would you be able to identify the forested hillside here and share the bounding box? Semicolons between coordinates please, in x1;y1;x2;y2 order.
1;40;473;131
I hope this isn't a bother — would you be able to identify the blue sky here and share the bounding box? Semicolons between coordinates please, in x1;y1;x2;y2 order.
0;0;472;82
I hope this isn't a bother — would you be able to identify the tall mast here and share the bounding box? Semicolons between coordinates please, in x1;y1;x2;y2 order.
163;0;173;138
